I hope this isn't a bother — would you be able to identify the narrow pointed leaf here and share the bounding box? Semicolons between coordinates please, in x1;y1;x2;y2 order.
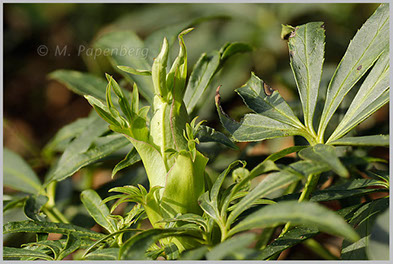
43;113;99;155
4;148;42;194
195;125;238;149
57;234;81;260
94;31;154;102
152;38;169;97
227;170;303;226
24;195;48;222
112;148;141;177
84;248;119;260
45;133;130;185
328;51;389;142
206;233;256;260
229;201;359;242
318;4;389;137
49;70;107;102
329;135;389;147
106;74;134;124
298;144;349;177
184;51;220;112
216;94;302;142
220;42;253;62
81;189;117;234
236;72;303;128
118;65;151;76
258;226;319;260
3;247;53;260
166;28;193;101
119;228;197;260
4;220;105;240
287;22;325;129
341;197;388;260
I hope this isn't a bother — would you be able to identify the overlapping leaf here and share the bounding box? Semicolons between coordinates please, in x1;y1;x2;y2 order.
4;148;42;194
318;3;389;138
286;22;325;131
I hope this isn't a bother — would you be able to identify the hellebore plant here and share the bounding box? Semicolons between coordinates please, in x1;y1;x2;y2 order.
3;4;389;261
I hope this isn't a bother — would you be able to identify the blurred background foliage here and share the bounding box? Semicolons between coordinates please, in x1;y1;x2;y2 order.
3;3;388;259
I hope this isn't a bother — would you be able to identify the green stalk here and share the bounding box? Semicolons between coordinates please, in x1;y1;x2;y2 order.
44;181;70;224
303;238;339;260
269;173;321;260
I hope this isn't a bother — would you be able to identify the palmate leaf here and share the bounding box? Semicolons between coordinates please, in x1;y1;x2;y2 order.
236;73;303;128
4;148;42;194
228;201;359;242
318;3;389;139
215;76;311;143
81;190;117;234
286;22;325;131
328;51;389;143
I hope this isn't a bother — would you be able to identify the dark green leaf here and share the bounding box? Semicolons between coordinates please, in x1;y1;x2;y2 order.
49;70;107;102
227;170;303;226
367;207;389;260
184;51;220;112
236;72;303;128
341;197;388;260
287;22;325;130
45;133;130;185
179;246;208;260
57;234;81;260
196;125;238;149
4;220;105;240
329;135;389;147
112;148;141;177
24;195;49;222
206;233;256;260
85;248;119;260
229;201;359;242
43;113;99;155
119;228;197;260
257;226;319;260
3;247;53;260
318;4;389;137
298;144;349;177
4;148;42;194
81;189;117;233
220;42;253;62
328;51;389;142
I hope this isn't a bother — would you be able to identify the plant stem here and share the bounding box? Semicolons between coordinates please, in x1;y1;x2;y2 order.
43;206;69;224
44;181;70;224
270;173;321;260
303;238;338;260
